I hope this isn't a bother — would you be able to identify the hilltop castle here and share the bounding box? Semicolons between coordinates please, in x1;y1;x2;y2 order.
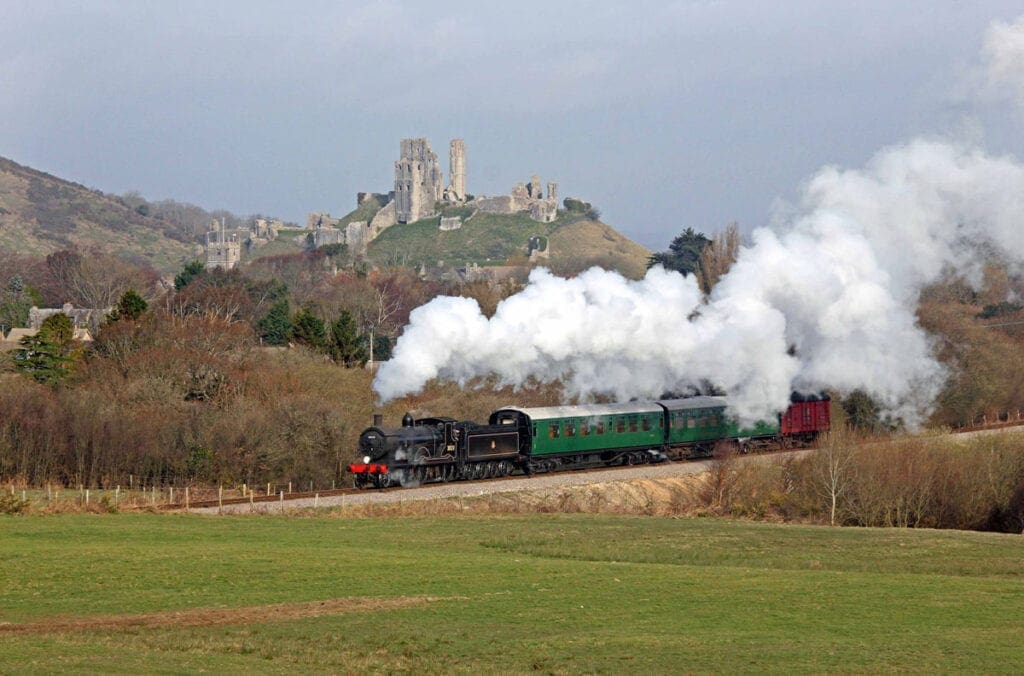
305;137;559;256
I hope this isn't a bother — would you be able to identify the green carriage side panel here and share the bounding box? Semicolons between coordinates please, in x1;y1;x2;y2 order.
660;396;779;445
661;397;729;445
507;402;665;457
730;419;781;438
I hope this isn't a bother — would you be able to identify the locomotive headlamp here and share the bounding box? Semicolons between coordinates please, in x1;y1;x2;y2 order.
363;456;371;464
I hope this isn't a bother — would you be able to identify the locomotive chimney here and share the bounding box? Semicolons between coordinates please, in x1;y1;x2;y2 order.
373;413;383;427
402;412;414;427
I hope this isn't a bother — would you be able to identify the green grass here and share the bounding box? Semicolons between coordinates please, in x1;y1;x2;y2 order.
2;514;1023;673
335;196;384;226
368;210;560;267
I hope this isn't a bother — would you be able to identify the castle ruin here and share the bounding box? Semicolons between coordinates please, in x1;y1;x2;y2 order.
445;139;466;202
394;138;444;224
205;219;241;270
305;136;563;257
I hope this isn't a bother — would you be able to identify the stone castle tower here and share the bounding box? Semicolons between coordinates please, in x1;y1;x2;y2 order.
394;138;444;224
448;139;466;201
205;218;240;270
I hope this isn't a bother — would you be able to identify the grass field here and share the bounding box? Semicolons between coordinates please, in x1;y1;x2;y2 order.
2;514;1023;673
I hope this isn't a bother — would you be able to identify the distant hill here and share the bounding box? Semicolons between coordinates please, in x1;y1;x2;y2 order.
0;156;197;272
0;153;651;279
364;207;651;279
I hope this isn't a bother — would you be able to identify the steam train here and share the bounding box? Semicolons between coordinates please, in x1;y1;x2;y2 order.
348;394;831;488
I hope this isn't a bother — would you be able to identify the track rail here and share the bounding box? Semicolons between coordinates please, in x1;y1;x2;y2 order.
164;419;1024;510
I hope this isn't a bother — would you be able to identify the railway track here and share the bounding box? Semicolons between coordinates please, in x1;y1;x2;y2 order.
171;419;1024;512
166;462;674;510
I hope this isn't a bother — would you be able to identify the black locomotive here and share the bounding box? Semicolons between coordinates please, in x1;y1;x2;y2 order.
350;413;521;488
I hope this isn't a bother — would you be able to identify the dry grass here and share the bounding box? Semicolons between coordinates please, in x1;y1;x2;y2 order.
0;596;439;634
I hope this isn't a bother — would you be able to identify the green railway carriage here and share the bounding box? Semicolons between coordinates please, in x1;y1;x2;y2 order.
660;397;781;456
490;402;667;470
353;394;829;487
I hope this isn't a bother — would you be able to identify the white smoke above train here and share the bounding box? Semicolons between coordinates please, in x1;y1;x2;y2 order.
374;17;1024;426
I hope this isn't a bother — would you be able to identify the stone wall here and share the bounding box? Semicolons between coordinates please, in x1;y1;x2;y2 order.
307;212;341;230
394;138;443;223
446;139;466;202
370;200;397;232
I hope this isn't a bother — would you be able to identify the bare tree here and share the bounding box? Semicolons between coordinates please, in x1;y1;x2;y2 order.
698;223;741;294
814;430;856;526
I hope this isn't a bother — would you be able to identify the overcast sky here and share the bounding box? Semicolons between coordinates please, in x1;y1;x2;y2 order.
2;1;1023;249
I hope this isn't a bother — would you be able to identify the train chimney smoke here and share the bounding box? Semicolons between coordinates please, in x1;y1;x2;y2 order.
373;16;1024;427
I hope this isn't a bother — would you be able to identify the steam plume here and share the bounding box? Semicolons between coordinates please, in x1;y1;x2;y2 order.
374;17;1024;424
374;138;1024;424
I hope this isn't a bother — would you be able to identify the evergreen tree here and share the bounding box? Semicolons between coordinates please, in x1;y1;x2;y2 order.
108;289;148;322
648;228;710;277
328;310;368;367
257;299;292;346
291;308;327;350
370;332;392;362
13;313;77;385
174;260;206;290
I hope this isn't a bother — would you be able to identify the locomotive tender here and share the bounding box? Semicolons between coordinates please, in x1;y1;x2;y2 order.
348;394;830;488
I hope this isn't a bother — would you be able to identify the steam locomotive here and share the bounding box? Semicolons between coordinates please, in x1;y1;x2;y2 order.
348;394;831;488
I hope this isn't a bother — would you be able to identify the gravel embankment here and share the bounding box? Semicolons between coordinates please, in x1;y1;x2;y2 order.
195;450;810;515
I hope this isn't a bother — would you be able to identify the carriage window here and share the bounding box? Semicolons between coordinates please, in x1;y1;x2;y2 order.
710;414;718;426
658;417;664;428
687;417;696;429
566;423;576;437
616;419;626;433
673;414;684;429
699;417;707;428
641;417;652;431
549;423;560;439
580;422;589;436
629;417;638;433
597;421;606;434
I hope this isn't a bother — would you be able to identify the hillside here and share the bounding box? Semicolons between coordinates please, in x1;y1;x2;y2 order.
366;207;651;278
0;154;651;279
0;156;196;272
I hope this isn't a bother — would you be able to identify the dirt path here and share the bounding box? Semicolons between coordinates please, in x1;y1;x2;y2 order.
0;596;441;634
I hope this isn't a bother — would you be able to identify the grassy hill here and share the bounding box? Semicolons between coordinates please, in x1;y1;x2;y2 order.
0;156;197;272
0;154;651;278
368;207;651;278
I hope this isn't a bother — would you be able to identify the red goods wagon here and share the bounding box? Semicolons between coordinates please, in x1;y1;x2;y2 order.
780;395;831;438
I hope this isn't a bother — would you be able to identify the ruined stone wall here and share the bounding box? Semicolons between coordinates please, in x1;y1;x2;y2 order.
447;139;466;201
473;195;516;214
344;221;371;254
307;212;341;230
395;138;442;223
439;216;462;231
370;200;397;233
312;225;346;248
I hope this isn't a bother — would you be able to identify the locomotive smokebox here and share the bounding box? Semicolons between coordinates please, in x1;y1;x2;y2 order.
373;413;383;427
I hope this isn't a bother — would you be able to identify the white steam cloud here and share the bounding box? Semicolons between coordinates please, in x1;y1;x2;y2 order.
374;17;1024;425
374;138;1024;425
982;15;1024;107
